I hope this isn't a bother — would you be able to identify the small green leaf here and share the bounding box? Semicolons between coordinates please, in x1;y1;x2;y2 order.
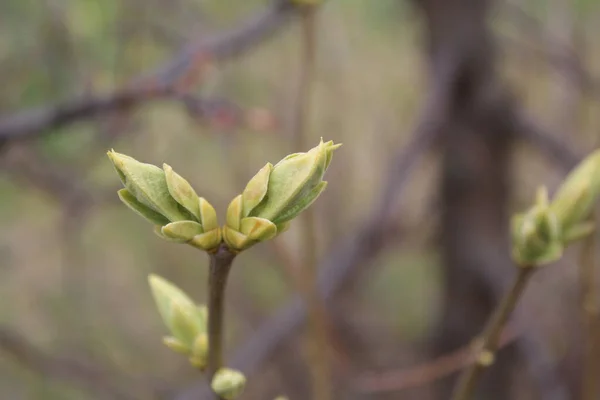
148;274;197;332
226;195;243;231
240;217;278;241
117;189;170;226
161;220;204;241
273;181;328;224
199;197;219;232
241;163;272;217
108;150;191;222
164;163;201;221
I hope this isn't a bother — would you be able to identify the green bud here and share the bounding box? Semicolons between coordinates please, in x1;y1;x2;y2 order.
249;139;340;224
223;138;340;251
108;150;221;252
148;274;207;354
550;149;600;232
511;186;563;266
108;150;192;222
211;368;246;400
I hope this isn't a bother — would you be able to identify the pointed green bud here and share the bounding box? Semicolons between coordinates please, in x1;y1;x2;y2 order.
148;274;206;349
211;368;246;400
163;163;201;221
240;217;278;241
161;221;204;241
109;151;221;252
224;139;340;252
170;302;205;348
550;149;600;231
511;201;563;266
107;150;192;222
249;139;340;224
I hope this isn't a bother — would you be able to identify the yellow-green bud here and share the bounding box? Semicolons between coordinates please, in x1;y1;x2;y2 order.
211;368;246;400
223;138;340;251
550;149;600;232
107;150;221;252
148;274;208;358
511;186;564;266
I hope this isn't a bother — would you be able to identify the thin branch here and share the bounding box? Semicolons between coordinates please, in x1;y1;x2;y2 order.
503;3;600;99
354;326;518;394
0;0;302;141
290;4;333;400
206;245;237;399
451;267;534;400
515;111;581;171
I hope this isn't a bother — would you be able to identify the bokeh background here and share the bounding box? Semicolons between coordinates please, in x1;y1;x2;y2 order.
1;1;599;399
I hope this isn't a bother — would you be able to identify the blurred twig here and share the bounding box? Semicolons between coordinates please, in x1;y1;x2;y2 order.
354;326;518;394
503;2;600;100
451;267;534;400
290;4;333;400
515;111;581;171
0;327;166;400
0;0;305;142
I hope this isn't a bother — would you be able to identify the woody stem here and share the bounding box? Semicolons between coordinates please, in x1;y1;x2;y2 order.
207;244;236;399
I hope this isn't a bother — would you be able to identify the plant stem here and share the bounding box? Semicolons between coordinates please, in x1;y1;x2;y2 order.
451;266;534;400
207;244;236;399
580;224;599;400
292;4;333;400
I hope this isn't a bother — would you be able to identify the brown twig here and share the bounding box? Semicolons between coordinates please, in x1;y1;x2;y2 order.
515;111;581;171
0;0;304;141
451;266;534;400
206;245;237;399
503;2;600;99
355;326;518;393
